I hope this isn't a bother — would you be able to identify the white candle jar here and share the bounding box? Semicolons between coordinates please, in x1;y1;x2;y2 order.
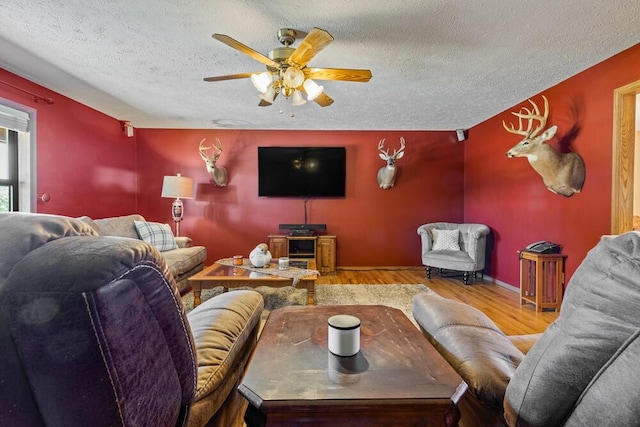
328;314;361;357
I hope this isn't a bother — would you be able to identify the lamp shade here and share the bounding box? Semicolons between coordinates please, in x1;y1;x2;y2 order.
259;85;277;104
283;67;305;89
303;79;324;101
161;174;194;199
291;90;307;106
251;71;272;93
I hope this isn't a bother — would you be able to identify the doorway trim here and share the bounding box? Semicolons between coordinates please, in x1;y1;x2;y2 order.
611;80;639;234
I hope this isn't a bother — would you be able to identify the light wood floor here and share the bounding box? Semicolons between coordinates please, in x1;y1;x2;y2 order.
317;267;559;336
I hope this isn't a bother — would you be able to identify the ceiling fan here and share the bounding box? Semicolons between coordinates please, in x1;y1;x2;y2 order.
203;27;372;108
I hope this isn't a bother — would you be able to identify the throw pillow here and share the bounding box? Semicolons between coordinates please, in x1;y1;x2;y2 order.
134;220;178;252
432;229;461;251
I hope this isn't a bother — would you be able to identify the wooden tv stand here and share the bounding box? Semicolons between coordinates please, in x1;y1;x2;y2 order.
268;234;336;273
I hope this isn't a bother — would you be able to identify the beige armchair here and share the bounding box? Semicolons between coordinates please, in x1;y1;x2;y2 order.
417;222;490;285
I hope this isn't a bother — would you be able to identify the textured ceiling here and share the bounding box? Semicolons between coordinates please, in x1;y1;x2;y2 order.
1;1;639;131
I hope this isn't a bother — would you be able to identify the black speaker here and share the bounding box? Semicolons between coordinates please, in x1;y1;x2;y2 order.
278;223;327;235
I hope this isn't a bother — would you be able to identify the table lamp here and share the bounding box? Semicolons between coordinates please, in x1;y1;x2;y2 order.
161;173;194;236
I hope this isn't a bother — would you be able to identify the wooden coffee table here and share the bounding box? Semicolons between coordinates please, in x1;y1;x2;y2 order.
187;259;317;307
239;305;467;427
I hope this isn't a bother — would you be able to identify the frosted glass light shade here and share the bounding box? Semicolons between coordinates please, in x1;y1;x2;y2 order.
291;90;307;106
259;85;277;104
283;67;305;88
161;174;194;199
251;71;272;93
303;79;324;101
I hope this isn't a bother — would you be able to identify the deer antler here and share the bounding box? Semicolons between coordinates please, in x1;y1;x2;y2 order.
396;137;406;156
199;138;223;161
198;138;210;160
378;138;388;156
198;138;213;162
379;137;406;158
502;95;549;138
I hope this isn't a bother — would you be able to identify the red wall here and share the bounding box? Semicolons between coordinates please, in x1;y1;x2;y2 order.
464;43;640;286
0;69;137;218
135;129;464;266
4;41;639;285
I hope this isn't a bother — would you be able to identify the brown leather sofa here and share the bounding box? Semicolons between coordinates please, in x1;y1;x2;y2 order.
413;231;640;426
0;212;263;427
79;214;207;293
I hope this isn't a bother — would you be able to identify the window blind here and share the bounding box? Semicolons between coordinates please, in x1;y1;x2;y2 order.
0;104;29;132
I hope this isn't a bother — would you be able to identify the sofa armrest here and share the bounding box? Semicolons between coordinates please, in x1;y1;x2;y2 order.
186;290;263;426
466;224;491;239
413;291;524;407
416;224;434;251
508;334;542;355
458;224;490;264
417;224;431;236
175;236;193;248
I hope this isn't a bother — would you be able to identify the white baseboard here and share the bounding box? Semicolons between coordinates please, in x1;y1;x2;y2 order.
483;275;519;293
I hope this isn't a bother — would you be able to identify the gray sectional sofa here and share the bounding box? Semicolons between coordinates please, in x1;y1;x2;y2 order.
413;231;640;426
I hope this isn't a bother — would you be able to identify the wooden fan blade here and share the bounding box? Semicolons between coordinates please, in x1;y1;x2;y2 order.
203;72;257;82
287;27;334;68
212;34;279;68
305;68;372;82
313;92;334;107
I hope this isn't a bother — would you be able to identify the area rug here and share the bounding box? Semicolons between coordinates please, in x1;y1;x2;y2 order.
182;284;434;326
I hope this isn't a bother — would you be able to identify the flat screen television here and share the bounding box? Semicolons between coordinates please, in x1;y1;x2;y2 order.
258;146;346;197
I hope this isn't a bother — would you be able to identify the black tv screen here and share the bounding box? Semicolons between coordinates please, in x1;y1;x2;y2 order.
258;146;346;197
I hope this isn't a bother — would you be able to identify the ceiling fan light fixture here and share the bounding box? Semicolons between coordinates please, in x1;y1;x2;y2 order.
251;71;272;93
303;79;324;101
207;28;371;111
259;85;277;104
283;66;305;89
291;90;307;106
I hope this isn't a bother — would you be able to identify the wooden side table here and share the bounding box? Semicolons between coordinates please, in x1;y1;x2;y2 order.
518;251;567;312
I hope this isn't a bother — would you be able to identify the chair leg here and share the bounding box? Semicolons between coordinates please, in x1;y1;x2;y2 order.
425;266;432;279
463;272;469;285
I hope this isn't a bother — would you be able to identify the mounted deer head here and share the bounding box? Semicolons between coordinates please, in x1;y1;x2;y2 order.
199;138;228;187
377;137;405;189
503;95;585;197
